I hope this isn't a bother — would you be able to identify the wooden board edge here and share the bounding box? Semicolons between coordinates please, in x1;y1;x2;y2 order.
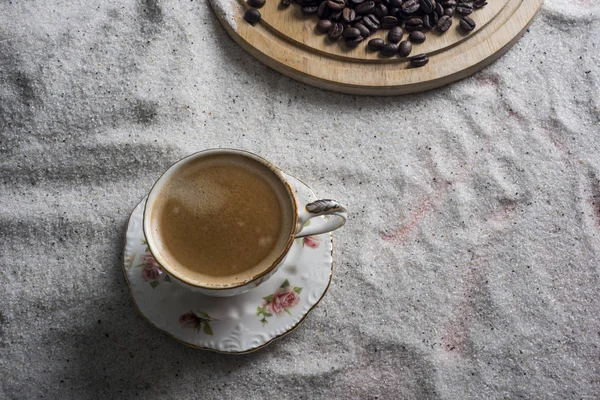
212;0;543;95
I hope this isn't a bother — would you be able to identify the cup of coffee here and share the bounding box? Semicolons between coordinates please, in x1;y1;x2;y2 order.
143;149;348;297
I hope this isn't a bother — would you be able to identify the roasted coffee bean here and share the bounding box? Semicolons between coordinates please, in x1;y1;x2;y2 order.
281;0;485;52
354;22;371;37
400;13;413;23
380;42;399;56
401;0;420;14
346;36;365;46
247;0;266;8
422;14;432;29
456;3;472;14
318;1;330;17
398;40;412;56
420;0;434;14
328;22;344;39
436;14;452;32
362;13;380;30
410;53;429;67
405;17;423;31
343;27;361;38
409;30;426;43
368;38;385;50
302;5;319;13
342;7;356;21
356;1;375;13
244;8;261;24
328;0;346;10
381;15;398;28
317;19;333;32
430;11;439;24
374;3;388;18
387;26;404;43
459;16;476;31
329;9;343;19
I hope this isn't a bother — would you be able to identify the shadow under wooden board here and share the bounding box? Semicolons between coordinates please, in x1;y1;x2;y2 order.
211;0;543;95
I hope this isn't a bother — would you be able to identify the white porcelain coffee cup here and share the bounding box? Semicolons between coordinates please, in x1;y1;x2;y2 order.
143;149;347;297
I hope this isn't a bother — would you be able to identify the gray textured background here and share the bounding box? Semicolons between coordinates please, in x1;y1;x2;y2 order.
1;0;599;399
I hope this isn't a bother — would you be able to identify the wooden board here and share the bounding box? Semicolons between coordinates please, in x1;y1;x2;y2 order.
212;0;543;95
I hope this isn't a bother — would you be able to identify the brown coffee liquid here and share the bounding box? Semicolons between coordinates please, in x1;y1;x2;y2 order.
149;154;294;286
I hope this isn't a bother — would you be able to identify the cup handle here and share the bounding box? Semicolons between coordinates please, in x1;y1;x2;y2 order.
295;199;348;238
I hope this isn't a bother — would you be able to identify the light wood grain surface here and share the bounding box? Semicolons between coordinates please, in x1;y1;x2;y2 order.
213;0;543;95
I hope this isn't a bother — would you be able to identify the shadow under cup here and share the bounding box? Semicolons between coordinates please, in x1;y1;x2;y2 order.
142;149;299;296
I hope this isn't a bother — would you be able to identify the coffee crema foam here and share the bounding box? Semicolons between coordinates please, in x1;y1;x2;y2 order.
149;154;294;286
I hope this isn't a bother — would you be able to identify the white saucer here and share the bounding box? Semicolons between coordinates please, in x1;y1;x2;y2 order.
122;173;333;353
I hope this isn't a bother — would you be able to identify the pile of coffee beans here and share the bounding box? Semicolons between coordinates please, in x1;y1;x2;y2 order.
244;0;487;68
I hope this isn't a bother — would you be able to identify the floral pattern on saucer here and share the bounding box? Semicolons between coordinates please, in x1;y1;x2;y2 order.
137;252;171;288
303;235;321;248
122;173;334;353
179;311;218;335
127;240;172;288
256;279;302;325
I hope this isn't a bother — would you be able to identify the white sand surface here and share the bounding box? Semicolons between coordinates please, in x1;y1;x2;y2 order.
1;0;599;398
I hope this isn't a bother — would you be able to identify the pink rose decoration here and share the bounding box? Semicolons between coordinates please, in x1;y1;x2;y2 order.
143;253;161;269
304;235;320;249
142;264;165;282
142;253;165;282
266;286;300;316
257;280;302;324
178;311;216;334
179;312;200;329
